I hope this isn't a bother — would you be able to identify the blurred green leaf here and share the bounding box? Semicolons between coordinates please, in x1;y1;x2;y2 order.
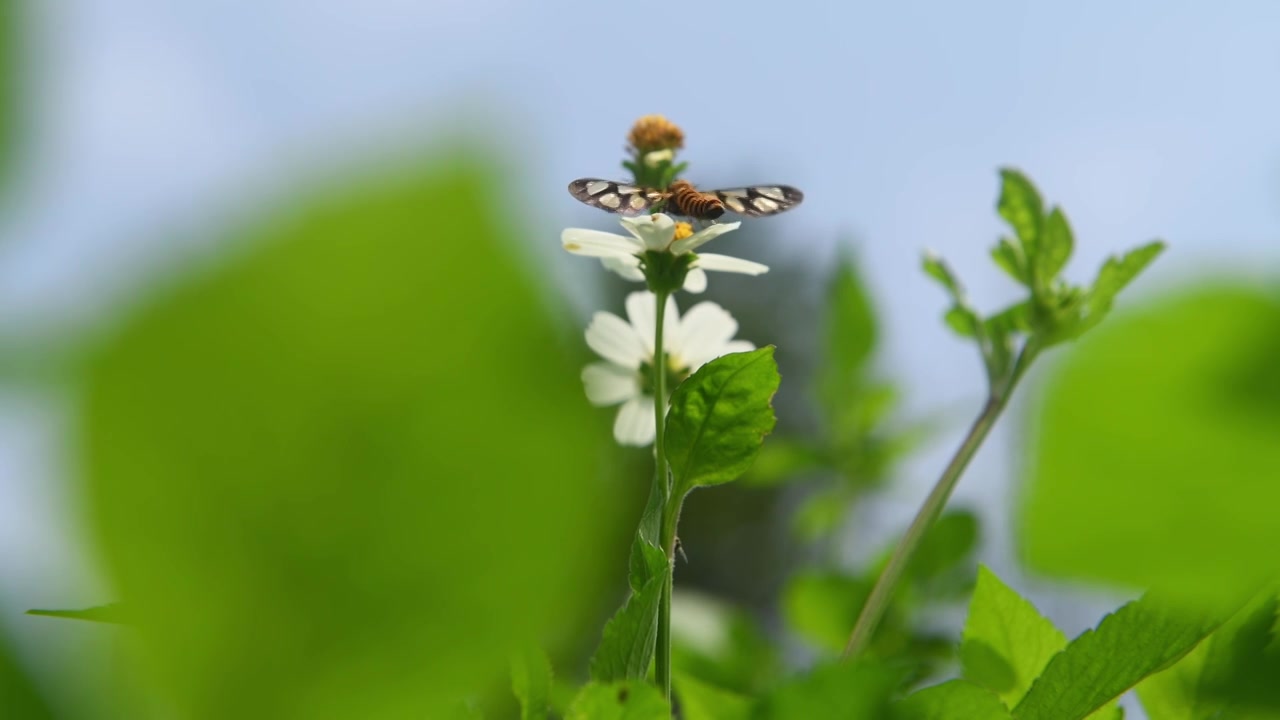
1138;593;1280;718
674;673;753;720
590;575;663;683
922;252;965;299
669;593;782;696
1037;209;1074;285
1012;593;1226;720
27;602;129;624
566;681;669;720
791;485;853;540
945;306;980;337
739;439;822;487
0;0;14;191
0;632;56;720
991;238;1027;286
960;566;1067;708
907;510;978;593
79;154;617;719
820;251;878;399
666;347;780;495
997;169;1045;266
1022;286;1280;607
783;571;868;653
895;679;1012;720
511;648;553;720
751;661;898;720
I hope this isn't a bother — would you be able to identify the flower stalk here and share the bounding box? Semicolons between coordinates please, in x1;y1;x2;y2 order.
650;288;674;701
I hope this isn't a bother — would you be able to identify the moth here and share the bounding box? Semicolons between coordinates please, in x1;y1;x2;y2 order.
568;178;803;220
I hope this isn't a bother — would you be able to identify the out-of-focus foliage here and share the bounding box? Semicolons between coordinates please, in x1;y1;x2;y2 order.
894;679;1013;720
1138;592;1280;719
749;660;899;720
76;155;619;719
0;0;14;192
1022;286;1280;608
0;631;55;720
565;681;669;720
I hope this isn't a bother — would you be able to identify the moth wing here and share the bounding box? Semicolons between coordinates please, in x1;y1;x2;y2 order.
568;178;665;216
708;185;804;217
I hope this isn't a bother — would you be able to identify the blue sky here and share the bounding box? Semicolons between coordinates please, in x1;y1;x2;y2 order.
1;0;1278;711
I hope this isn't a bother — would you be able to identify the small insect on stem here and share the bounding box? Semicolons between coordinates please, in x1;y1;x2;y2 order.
568;178;804;221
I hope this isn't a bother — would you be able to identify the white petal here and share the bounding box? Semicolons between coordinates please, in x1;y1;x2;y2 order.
561;228;644;258
670;221;740;254
622;288;675;356
581;362;640;406
614;396;656;446
682;268;708;293
585;311;646;369
720;340;756;356
601;255;645;281
694;253;769;276
620;213;676;252
674;302;739;370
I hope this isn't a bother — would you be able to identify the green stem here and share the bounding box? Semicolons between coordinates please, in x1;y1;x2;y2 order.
651;290;674;703
841;341;1040;660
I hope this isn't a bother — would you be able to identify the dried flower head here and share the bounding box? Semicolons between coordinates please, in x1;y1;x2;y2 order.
628;115;685;153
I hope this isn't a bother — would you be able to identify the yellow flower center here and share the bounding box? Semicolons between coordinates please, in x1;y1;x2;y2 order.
673;222;695;241
628;114;685;153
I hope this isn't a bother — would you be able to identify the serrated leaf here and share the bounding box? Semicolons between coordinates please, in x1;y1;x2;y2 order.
922;253;964;300
674;673;753;720
665;348;780;495
997;169;1045;260
566;681;669;720
1037;208;1074;284
961;567;1067;708
589;574;664;683
1074;241;1165;336
628;481;667;593
27;602;129;624
896;679;1013;720
991;238;1027;286
511;648;553;720
751;661;899;720
1137;594;1280;719
1012;594;1228;720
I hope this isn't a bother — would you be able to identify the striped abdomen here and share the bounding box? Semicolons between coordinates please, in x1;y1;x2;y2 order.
667;180;725;220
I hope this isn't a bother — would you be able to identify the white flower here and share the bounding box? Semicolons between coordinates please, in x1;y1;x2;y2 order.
643;149;675;167
561;213;769;294
581;291;755;446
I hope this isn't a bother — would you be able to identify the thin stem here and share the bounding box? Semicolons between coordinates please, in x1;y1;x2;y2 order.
651;290;674;702
842;341;1040;660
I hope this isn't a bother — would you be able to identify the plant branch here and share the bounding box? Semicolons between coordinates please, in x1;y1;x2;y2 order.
651;290;674;702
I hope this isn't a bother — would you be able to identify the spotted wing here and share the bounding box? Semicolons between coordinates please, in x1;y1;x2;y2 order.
709;185;804;217
568;178;667;216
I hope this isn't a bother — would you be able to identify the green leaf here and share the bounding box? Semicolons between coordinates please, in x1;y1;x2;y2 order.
1022;286;1280;608
820;251;878;397
945;306;981;338
27;602;129;624
896;680;1013;720
78;154;620;718
590;575;663;682
566;681;670;720
961;566;1067;708
740;439;823;486
628;481;668;592
782;571;868;653
1037;208;1074;284
751;661;899;720
511;648;553;720
997;169;1045;261
1138;594;1280;719
674;673;754;720
1073;241;1165;336
908;510;978;590
991;238;1027;286
665;347;780;495
1012;594;1227;720
923;252;965;299
0;630;56;720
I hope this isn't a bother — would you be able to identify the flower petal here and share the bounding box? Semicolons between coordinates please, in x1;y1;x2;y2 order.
626;291;681;358
585;311;646;369
670;221;740;254
562;228;643;258
673;302;740;370
682;268;708;293
620;213;676;252
614;396;656;446
693;252;769;276
581;362;639;407
601;255;645;281
720;340;756;356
